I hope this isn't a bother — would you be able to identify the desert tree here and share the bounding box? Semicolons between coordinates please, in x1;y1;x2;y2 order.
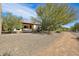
2;13;23;33
70;23;79;32
14;16;23;30
36;3;77;32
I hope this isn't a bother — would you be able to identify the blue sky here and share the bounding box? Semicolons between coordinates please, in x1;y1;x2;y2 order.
64;3;79;28
2;3;38;22
2;3;79;28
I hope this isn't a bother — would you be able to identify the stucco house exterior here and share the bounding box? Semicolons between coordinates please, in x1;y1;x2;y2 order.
2;19;40;33
13;20;40;33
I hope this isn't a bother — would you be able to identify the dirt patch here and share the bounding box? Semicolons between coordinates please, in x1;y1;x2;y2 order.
0;32;79;56
34;32;79;56
0;32;61;56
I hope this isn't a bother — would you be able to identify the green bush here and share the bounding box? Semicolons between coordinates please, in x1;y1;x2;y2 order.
55;29;62;33
2;13;23;33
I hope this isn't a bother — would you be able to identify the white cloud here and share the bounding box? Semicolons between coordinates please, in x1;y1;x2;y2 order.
2;3;38;22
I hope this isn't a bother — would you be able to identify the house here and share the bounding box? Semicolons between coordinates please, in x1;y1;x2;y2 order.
2;19;40;33
22;21;40;32
14;20;40;33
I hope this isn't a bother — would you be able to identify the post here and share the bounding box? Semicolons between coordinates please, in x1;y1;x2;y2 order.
0;4;2;35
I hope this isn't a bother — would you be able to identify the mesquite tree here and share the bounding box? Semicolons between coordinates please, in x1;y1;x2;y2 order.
36;4;77;32
2;13;23;32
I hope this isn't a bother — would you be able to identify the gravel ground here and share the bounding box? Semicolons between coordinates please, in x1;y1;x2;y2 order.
71;32;79;37
0;32;79;56
34;32;79;56
0;32;61;56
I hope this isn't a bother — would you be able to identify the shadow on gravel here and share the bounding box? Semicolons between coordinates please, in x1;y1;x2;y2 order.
71;32;79;41
74;37;79;41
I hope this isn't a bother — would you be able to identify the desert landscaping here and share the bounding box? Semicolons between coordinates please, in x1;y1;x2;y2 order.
0;32;79;56
0;3;79;56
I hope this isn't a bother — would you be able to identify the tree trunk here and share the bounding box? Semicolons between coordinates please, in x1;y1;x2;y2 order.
0;4;2;35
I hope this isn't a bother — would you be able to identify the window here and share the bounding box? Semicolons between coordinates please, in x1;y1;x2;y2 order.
30;25;32;29
24;26;28;28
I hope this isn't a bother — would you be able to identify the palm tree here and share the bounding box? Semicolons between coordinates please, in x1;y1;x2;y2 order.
0;3;2;34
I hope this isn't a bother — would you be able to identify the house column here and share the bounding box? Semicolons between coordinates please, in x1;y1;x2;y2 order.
28;24;30;29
